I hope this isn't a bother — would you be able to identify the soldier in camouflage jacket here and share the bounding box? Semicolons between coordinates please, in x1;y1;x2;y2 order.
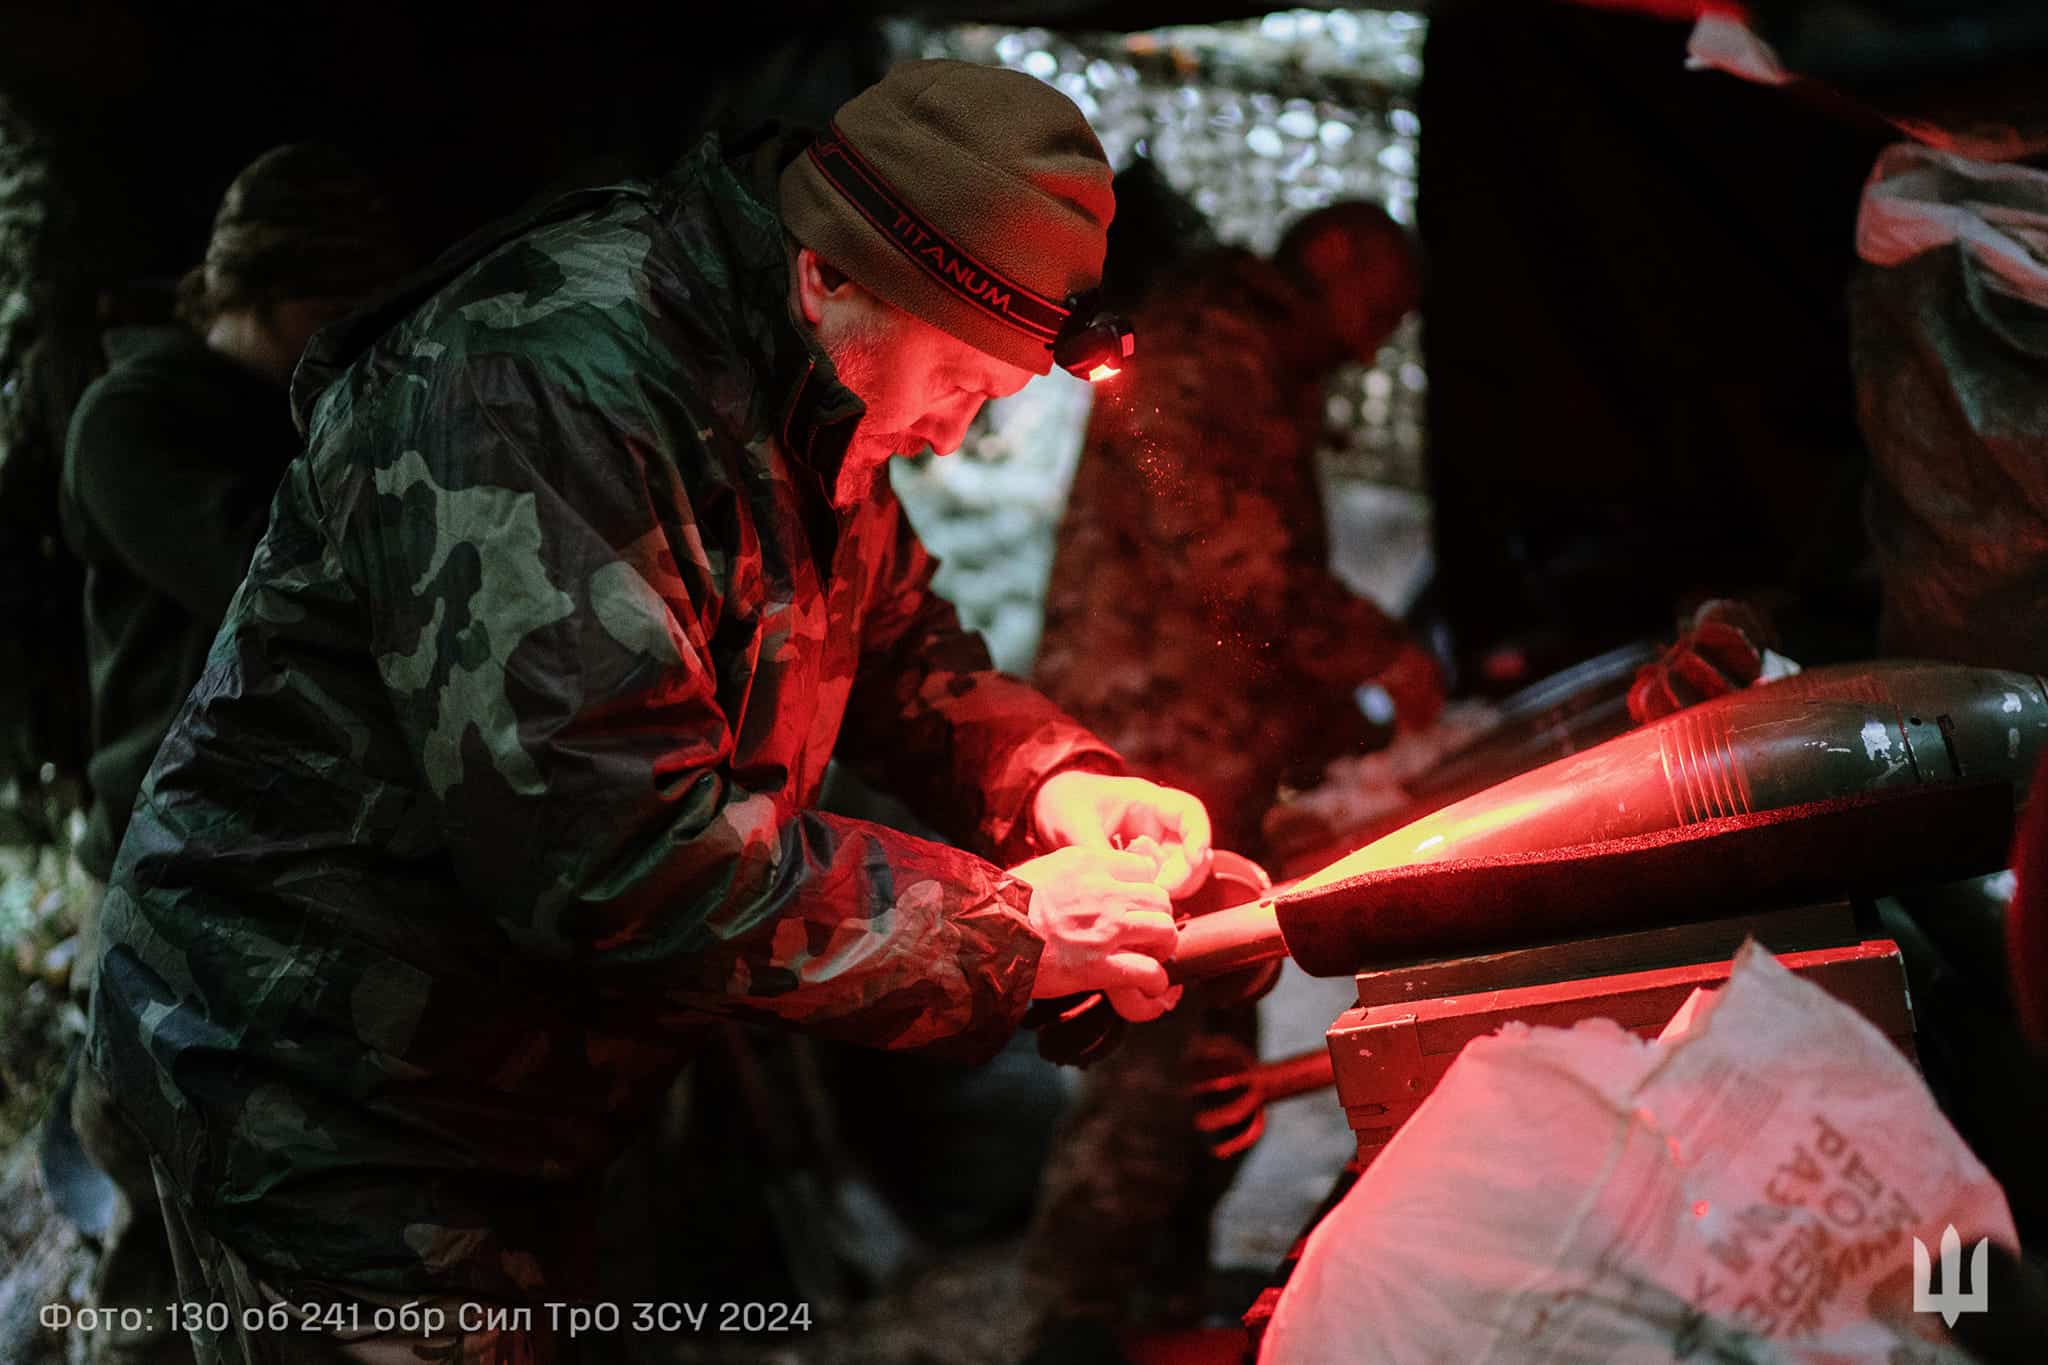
1023;188;1441;1342
1036;193;1440;865
87;61;1204;1357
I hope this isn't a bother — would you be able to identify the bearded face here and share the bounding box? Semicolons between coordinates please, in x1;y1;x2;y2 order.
794;245;1035;505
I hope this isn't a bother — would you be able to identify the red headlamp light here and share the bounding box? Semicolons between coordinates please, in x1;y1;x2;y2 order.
1053;291;1136;383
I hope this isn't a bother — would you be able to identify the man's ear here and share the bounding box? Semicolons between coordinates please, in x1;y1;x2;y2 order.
792;246;854;326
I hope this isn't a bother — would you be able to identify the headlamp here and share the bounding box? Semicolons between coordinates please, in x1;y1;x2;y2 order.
1053;290;1136;383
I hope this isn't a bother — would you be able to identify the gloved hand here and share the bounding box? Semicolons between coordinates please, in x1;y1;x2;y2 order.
1010;846;1184;1022
1030;770;1213;898
1627;598;1778;725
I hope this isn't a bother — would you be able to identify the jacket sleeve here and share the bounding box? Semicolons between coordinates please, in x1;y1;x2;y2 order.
834;484;1124;866
65;378;277;620
1281;564;1417;689
343;353;1043;1062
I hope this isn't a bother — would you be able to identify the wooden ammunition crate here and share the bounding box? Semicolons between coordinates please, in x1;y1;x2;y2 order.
1241;904;1916;1350
1324;903;1915;1166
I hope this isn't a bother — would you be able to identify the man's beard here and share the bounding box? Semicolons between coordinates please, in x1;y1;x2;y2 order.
820;318;910;506
832;438;894;507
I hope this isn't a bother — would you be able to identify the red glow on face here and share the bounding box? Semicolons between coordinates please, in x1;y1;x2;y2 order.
1693;1200;1711;1218
1088;363;1120;382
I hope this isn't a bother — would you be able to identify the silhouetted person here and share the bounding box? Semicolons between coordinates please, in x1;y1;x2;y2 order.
1024;173;1439;1350
57;142;415;1365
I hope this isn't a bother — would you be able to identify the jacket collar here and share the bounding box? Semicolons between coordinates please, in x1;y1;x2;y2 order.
291;127;871;478
667;128;866;488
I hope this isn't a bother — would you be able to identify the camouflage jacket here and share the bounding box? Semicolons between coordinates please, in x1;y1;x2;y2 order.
86;131;1115;1300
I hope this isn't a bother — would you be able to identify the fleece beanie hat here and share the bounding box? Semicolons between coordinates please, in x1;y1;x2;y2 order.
779;59;1116;375
179;143;415;325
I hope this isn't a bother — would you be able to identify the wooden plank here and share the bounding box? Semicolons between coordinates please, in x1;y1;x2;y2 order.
1327;941;1915;1164
1351;901;1859;1006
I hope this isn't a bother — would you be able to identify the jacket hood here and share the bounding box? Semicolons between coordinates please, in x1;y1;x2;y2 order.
288;132;859;473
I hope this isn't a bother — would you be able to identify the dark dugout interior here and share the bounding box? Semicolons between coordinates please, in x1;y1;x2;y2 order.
1416;2;1895;683
5;0;2046;683
6;1;2048;1360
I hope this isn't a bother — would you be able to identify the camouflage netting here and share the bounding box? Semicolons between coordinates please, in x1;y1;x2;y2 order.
0;95;89;1159
891;9;1428;675
0;93;47;449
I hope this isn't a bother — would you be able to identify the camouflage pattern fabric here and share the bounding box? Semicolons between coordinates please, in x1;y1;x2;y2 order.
1025;240;1420;1334
0;93;93;818
151;1155;562;1365
64;875;199;1365
0;92;47;457
1034;245;1416;860
85;131;1119;1304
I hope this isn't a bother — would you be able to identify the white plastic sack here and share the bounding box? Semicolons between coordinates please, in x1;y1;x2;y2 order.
1683;12;2048;162
1263;942;2016;1363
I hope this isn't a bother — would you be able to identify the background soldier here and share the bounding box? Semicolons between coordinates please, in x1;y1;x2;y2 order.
1023;165;1441;1353
57;143;415;1365
1033;173;1441;866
